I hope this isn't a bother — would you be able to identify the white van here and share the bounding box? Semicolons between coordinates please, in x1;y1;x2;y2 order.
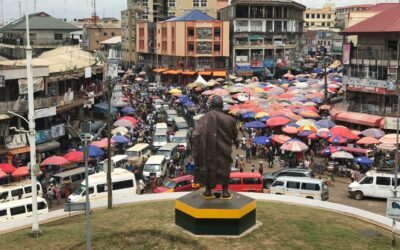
173;117;189;132
100;155;129;172
67;168;137;203
0;180;43;202
173;130;188;150
143;155;167;178
152;131;168;150
270;177;329;200
156;143;179;162
125;143;151;166
53;167;86;192
0;197;48;223
153;99;165;111
348;171;400;200
166;109;178;125
155;123;168;134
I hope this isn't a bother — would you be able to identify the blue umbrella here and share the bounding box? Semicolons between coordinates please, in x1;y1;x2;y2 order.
112;135;129;144
286;123;300;128
121;106;135;114
310;97;323;104
355;157;373;165
315;119;336;128
241;112;256;119
298;78;308;82
80;145;104;158
258;116;270;122
244;121;266;129
297;130;312;137
254;136;271;145
313;68;323;74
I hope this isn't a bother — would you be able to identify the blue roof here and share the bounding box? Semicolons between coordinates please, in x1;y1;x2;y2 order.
166;10;215;22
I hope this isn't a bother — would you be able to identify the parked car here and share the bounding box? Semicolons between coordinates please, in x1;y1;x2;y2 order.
348;171;400;200
263;168;315;188
153;175;198;193
214;172;263;193
270;177;329;200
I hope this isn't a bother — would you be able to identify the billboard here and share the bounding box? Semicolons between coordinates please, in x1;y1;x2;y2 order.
342;43;351;65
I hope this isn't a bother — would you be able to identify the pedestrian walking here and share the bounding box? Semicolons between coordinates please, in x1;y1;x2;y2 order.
251;164;255;173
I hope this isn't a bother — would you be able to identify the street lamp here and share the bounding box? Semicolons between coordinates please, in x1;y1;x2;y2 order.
322;56;332;104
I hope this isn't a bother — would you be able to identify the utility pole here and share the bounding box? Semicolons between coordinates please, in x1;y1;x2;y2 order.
324;64;328;104
106;76;116;209
25;0;40;237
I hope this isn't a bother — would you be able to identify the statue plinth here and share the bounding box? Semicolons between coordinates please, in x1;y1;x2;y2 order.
175;192;256;236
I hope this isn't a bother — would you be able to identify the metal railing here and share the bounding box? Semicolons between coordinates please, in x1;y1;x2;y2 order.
351;48;399;61
348;103;398;117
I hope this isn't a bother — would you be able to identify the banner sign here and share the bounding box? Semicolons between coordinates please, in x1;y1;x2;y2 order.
342;43;351;65
5;133;28;150
387;198;400;219
34;106;56;119
85;67;92;78
348;77;396;91
35;124;65;144
18;77;44;94
384;118;400;130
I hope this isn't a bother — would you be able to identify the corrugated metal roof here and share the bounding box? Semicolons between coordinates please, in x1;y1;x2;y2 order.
361;3;400;12
342;6;400;34
0;12;80;32
336;4;372;10
166;10;215;22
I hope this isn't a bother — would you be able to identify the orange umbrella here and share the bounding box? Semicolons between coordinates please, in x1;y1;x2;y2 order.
299;110;321;119
356;137;379;145
282;126;298;135
272;135;291;144
299;125;318;133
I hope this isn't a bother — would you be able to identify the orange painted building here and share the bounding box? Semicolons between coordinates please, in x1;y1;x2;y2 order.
136;10;230;76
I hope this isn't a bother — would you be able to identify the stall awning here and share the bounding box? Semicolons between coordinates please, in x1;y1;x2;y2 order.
8;146;30;155
212;71;226;77
198;71;213;76
163;69;182;75
335;112;383;127
153;68;168;73
36;141;61;153
182;71;197;75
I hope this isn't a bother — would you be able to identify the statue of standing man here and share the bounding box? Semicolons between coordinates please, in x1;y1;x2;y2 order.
192;96;238;199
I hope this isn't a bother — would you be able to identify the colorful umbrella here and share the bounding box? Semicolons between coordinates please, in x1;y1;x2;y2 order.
0;163;16;173
295;119;315;127
258;116;270;122
345;132;359;140
320;146;341;156
315;119;336;128
0;170;7;179
80;146;104;158
361;128;385;139
253;136;271;145
119;116;138;125
308;133;317;140
355;157;373;165
64;151;85;163
241;112;256;119
111;127;129;136
267;116;291;127
317;131;332;139
331;151;354;159
298;110;320;119
271;135;291;144
282;126;298;135
112;135;129;144
298;124;318;133
328;135;348;144
356;137;380;145
244;121;266;129
113;119;134;129
319;104;331;110
169;89;182;94
91;138;115;148
12;166;30;177
330;126;351;136
379;134;400;144
255;112;269;119
121;106;135;114
281;140;308;152
40;156;69;166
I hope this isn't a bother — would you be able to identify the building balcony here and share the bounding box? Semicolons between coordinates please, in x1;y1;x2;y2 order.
0;37;77;48
351;48;398;61
348;103;398;117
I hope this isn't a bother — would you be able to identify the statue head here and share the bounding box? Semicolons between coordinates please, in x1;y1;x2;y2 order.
210;95;223;111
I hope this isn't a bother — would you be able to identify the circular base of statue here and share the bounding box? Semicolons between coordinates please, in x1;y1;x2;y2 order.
175;191;256;236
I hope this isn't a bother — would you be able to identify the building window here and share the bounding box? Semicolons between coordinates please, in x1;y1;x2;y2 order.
311;14;315;18
169;0;175;7
168;12;175;17
213;43;220;53
327;14;331;19
322;22;325;26
111;32;115;36
187;27;194;37
162;41;167;51
193;0;199;7
162;27;167;38
317;14;320;19
306;14;310;18
322;14;326;19
187;42;194;52
54;33;63;40
214;27;221;38
201;0;207;7
196;28;212;39
196;42;212;54
172;41;175;53
104;32;108;36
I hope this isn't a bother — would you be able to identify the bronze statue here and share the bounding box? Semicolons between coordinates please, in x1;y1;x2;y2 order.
192;96;238;199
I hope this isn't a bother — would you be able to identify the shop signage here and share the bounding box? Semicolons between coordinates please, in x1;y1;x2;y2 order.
347;78;397;95
342;43;351;65
85;67;92;78
0;74;5;87
35;124;65;144
250;61;262;67
18;77;44;95
384;117;400;130
387;198;400;219
263;59;276;69
34;106;56;119
5;133;28;150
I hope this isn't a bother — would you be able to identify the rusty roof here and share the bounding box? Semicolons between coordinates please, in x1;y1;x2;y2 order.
341;5;400;34
362;3;400;12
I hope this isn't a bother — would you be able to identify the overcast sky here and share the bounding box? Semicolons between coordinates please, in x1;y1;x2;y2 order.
2;0;399;22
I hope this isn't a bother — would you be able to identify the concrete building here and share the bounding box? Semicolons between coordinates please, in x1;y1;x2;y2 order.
0;12;80;59
333;6;400;130
136;10;229;76
218;0;305;76
81;17;121;51
166;0;229;19
335;4;372;30
304;4;336;30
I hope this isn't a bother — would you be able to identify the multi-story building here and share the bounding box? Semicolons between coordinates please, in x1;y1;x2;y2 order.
81;17;121;51
218;0;305;75
0;12;80;59
304;4;336;30
333;6;400;130
166;0;228;19
136;10;229;76
335;4;372;29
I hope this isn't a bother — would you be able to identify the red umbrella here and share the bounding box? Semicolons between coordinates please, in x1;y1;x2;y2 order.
119;116;138;125
0;163;16;173
91;138;116;148
12;166;30;177
279;93;294;99
282;126;298;135
356;137;379;145
0;170;7;179
308;133;317;140
281;140;308;152
317;131;332;139
64;151;85;163
328;135;348;144
40;156;69;166
271;135;291;144
330;126;351;136
345;132;359;140
267;116;291;127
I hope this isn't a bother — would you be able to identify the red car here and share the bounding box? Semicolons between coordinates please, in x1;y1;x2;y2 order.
215;172;263;193
153;175;199;193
